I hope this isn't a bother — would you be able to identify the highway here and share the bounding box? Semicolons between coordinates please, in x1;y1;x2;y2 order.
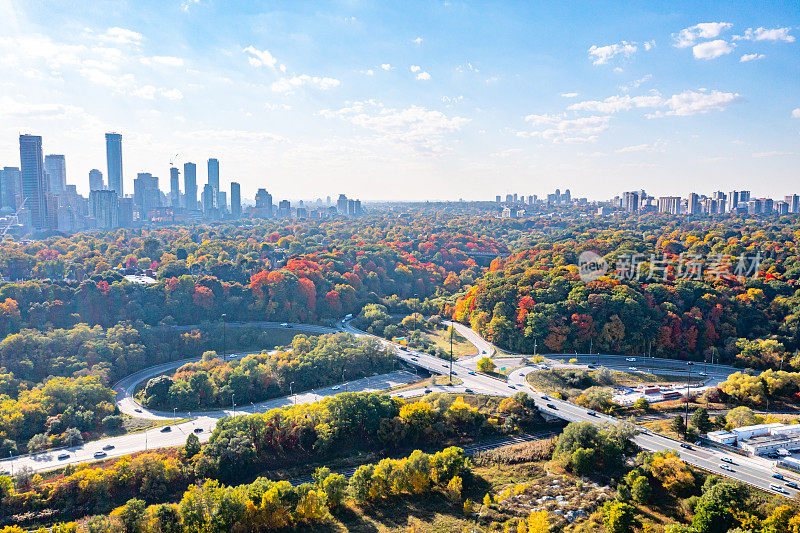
3;318;797;498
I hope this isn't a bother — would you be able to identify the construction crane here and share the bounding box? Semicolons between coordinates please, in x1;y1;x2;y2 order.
169;153;180;167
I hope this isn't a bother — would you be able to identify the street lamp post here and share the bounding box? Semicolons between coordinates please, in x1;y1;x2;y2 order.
342;369;347;393
173;407;177;419
684;362;692;439
231;393;235;416
290;382;295;405
449;325;453;384
221;313;227;361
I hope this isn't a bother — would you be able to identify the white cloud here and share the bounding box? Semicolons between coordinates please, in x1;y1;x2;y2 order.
413;37;423;44
319;100;469;152
416;71;431;80
561;92;578;98
587;41;638;65
619;74;652;93
141;55;184;67
654;89;741;117
181;0;200;12
243;46;279;69
410;65;421;72
792;108;800;118
615;140;665;153
673;22;732;48
270;74;340;94
518;114;612;143
568;93;664;114
753;151;795;158
643;40;656;50
456;62;479;73
739;53;764;62
131;85;183;100
692;39;735;59
362;69;374;76
380;63;392;71
0;95;88;120
734;27;795;42
96;27;143;46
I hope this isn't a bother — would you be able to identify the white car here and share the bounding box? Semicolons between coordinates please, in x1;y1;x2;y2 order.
332;385;341;390
628;366;638;371
699;371;708;376
771;484;788;494
720;464;735;472
626;357;636;362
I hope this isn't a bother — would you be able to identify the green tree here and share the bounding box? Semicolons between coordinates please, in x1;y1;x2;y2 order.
184;432;201;459
111;498;147;533
691;407;712;433
477;356;496;373
670;415;686;434
602;501;636;533
631;476;651;503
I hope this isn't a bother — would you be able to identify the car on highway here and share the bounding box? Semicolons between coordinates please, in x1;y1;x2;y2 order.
587;411;597;417
424;388;432;393
546;403;557;409
58;453;70;460
772;473;784;480
771;484;788;494
134;408;143;413
400;346;408;351
540;395;548;400
588;364;597;369
720;456;735;464
628;367;638;371
464;388;473;393
468;371;475;375
332;385;341;390
626;357;636;362
194;427;203;433
786;481;799;489
280;323;292;328
699;371;708;376
720;464;735;472
680;443;692;450
508;384;515;389
93;451;106;458
103;444;115;451
160;426;172;433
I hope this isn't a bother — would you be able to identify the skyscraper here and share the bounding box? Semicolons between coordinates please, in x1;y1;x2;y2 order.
254;188;273;218
133;173;160;220
0;167;21;210
230;182;241;218
184;162;197;211
202;184;216;217
784;195;799;214
207;158;219;208
90;190;119;230
169;167;180;207
105;133;123;197
337;194;348;213
19;134;49;230
44;154;66;195
89;169;104;192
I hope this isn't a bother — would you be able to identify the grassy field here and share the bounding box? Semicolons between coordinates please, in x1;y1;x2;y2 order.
526;368;700;398
424;326;478;358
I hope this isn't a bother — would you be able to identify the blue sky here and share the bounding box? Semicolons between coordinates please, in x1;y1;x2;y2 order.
0;0;798;201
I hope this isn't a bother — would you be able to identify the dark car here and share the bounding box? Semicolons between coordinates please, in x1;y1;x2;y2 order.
160;426;172;433
680;443;692;450
587;411;598;417
786;481;799;489
546;403;557;409
58;453;70;460
464;388;473;393
540;395;548;400
772;473;784;480
194;427;203;433
103;444;115;451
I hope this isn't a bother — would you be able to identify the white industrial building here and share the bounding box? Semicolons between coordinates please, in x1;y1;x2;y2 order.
707;423;800;456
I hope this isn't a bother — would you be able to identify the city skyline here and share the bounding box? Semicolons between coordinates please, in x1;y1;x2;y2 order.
0;1;798;201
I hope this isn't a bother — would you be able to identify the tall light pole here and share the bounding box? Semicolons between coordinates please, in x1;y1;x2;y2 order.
290;381;295;405
684;362;692;440
221;313;227;361
342;369;347;393
449;325;454;384
231;393;235;416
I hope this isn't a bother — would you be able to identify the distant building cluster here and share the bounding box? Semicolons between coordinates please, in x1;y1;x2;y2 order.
0;133;364;235
611;384;684;406
610;189;800;216
495;189;588;219
707;423;800;457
